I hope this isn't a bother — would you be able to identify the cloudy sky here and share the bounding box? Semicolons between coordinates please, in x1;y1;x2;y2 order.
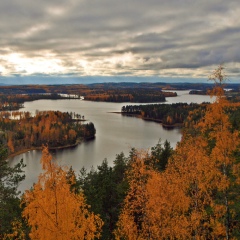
0;0;240;82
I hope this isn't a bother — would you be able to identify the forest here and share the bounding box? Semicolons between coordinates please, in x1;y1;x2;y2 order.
0;110;95;157
0;67;240;239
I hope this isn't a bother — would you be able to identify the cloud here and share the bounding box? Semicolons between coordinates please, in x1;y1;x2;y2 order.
0;0;239;80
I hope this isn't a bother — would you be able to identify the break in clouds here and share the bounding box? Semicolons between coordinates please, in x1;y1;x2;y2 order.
0;0;240;80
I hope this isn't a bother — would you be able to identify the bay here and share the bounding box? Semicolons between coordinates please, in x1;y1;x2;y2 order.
8;90;215;192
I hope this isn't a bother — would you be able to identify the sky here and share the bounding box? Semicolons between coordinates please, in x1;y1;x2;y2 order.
0;0;240;83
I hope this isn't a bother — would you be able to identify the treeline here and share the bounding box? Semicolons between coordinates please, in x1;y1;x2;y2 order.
0;84;88;95
1;82;239;103
122;102;209;127
84;88;176;103
0;110;95;155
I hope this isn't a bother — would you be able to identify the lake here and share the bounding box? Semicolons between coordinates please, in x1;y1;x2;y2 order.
8;90;215;192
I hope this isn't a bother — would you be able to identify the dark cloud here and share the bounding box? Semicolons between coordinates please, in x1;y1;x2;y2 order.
0;0;239;79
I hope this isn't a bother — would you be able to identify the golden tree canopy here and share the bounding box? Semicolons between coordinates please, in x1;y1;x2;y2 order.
22;146;103;240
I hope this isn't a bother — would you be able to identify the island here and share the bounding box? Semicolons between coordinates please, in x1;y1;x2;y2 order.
121;103;209;128
0;110;96;158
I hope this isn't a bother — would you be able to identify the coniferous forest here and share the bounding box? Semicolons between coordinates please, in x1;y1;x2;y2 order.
0;67;240;239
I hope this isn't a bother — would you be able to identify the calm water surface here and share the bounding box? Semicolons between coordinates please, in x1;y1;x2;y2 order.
9;91;215;192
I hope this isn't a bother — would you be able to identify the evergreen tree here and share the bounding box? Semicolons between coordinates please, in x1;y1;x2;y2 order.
77;153;129;239
150;139;173;171
0;145;25;238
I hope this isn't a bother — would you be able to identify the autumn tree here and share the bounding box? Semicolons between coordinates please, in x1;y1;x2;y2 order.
115;151;155;240
7;134;14;153
147;66;240;239
196;65;240;239
22;146;103;240
144;134;226;239
115;66;240;239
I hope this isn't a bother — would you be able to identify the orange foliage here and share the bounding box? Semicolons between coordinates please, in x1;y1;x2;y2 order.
115;66;240;239
22;146;103;240
115;151;154;239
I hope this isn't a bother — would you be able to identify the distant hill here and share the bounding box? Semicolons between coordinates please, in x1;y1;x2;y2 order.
0;76;209;85
0;76;239;86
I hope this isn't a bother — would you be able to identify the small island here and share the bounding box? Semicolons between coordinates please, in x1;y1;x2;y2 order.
0;110;96;158
120;103;209;128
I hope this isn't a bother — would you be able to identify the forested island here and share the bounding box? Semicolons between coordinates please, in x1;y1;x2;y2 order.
121;102;208;128
83;87;176;102
121;101;240;129
0;110;95;157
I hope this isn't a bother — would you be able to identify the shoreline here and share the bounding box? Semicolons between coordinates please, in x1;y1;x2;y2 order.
7;138;85;160
110;112;183;129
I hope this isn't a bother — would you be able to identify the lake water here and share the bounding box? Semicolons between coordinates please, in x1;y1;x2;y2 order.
8;91;215;192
